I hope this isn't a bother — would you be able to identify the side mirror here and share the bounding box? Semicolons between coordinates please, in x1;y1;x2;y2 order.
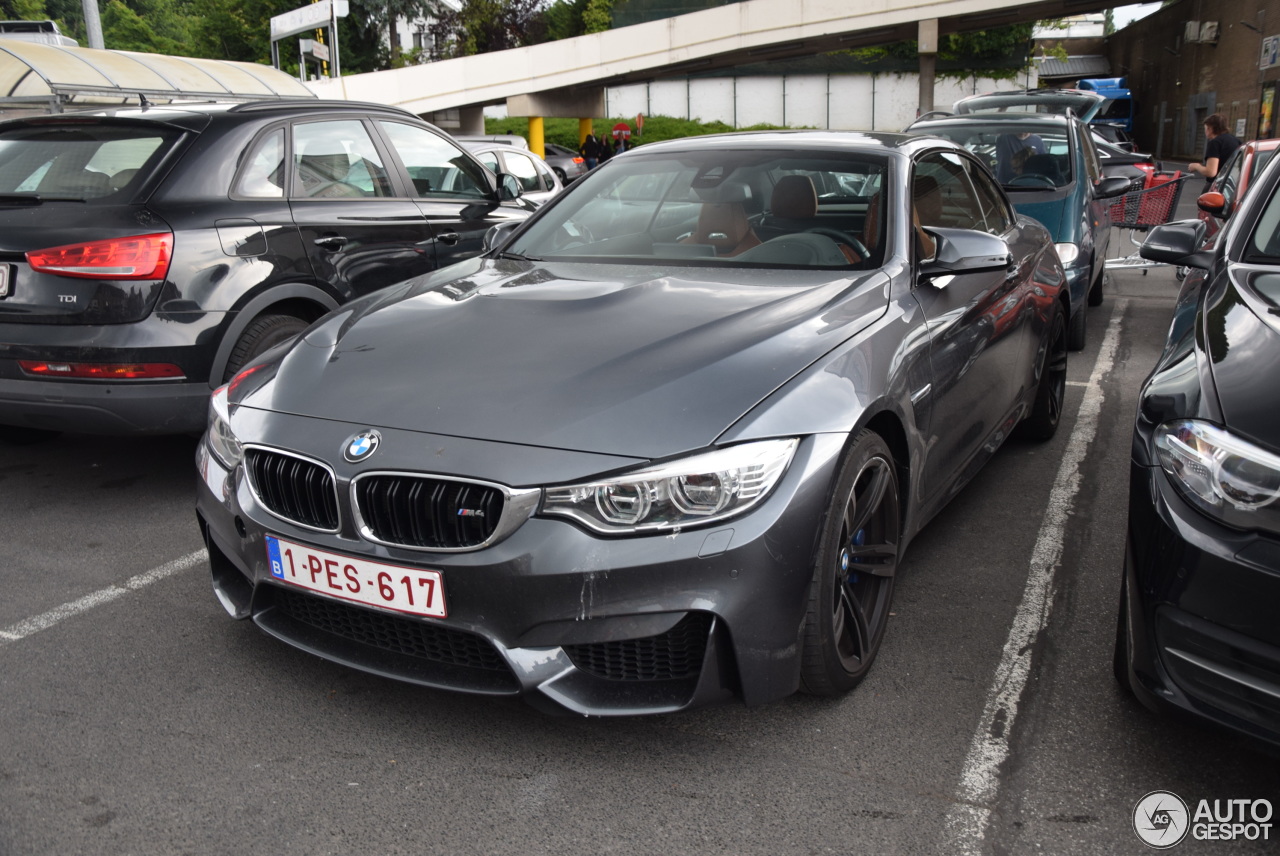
483;220;522;253
1140;219;1213;270
496;173;522;201
1094;176;1131;199
919;227;1013;279
1197;191;1229;219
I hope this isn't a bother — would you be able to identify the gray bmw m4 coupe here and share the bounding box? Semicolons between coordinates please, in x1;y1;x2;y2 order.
196;131;1069;715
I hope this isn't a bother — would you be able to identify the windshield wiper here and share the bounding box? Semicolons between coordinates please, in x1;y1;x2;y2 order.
0;194;43;206
497;251;541;261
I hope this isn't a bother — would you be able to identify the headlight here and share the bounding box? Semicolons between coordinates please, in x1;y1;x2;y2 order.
1155;420;1280;531
1054;243;1080;266
542;438;798;534
205;384;243;470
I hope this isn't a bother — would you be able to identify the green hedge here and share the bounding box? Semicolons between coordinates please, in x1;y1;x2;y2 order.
484;115;798;150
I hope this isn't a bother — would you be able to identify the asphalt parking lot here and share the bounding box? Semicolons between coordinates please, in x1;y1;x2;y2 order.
2;237;1278;856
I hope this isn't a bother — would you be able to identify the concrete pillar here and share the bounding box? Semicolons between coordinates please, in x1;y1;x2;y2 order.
528;117;545;158
579;117;593;145
918;19;939;117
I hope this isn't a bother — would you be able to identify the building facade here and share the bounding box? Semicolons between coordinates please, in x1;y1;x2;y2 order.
1106;0;1280;159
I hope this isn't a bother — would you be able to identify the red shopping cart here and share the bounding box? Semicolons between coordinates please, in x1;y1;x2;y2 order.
1105;171;1195;271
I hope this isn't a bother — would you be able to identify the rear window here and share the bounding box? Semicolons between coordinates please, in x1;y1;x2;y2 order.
0;123;178;201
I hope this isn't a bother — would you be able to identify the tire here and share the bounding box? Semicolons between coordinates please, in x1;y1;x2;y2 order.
1113;577;1134;694
800;430;901;696
222;313;309;383
553;167;567;183
0;425;61;445
1067;302;1087;352
1018;305;1068;441
1087;266;1105;307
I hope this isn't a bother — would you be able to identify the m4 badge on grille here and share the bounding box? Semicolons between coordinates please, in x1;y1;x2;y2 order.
343;430;381;463
457;509;486;517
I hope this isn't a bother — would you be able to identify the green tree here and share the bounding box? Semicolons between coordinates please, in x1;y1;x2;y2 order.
350;0;439;67
429;0;545;58
0;1;49;20
580;0;610;34
101;0;189;54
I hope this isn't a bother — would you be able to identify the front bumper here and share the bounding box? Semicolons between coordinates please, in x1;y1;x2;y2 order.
1122;461;1280;747
195;415;846;716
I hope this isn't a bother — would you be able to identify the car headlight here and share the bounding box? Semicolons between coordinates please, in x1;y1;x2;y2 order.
542;438;798;534
1155;420;1280;531
205;384;243;470
1054;243;1080;266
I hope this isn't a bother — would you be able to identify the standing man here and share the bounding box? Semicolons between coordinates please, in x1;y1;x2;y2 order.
1187;114;1242;187
580;134;601;170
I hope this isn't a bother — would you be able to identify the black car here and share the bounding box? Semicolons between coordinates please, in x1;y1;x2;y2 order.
1116;153;1280;748
196;130;1070;716
0;100;529;441
1092;133;1159;192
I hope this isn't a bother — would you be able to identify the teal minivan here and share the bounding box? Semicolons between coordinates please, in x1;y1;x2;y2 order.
908;112;1129;350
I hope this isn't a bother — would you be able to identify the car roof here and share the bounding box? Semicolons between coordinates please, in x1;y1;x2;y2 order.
624;129;947;157
1;98;423;132
957;88;1104;104
909;112;1075;132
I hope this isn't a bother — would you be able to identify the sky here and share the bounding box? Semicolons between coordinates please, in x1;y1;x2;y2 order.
1111;3;1162;30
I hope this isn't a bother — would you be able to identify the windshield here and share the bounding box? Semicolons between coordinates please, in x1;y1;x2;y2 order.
506;149;888;270
0;123;177;200
916;124;1072;190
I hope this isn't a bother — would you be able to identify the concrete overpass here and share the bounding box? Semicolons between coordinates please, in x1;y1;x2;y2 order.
308;0;1118;153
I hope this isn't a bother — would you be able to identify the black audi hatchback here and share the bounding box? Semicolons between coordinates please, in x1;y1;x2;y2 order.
1117;153;1280;748
0;100;529;441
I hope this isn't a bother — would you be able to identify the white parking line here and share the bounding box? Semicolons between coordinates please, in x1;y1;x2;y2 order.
941;302;1126;854
0;548;208;646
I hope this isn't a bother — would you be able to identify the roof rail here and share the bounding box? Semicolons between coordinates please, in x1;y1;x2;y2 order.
228;99;419;120
903;110;952;130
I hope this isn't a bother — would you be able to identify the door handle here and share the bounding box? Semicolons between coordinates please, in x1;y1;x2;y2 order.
436;232;461;245
313;236;348;251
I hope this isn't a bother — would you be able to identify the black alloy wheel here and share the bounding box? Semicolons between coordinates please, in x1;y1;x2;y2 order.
801;430;901;695
1019;305;1068;441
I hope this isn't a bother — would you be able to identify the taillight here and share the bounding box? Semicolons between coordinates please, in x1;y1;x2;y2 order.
26;232;172;280
572;157;584;164
19;361;185;380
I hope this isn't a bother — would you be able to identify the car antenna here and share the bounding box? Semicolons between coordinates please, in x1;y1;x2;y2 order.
138;93;151;109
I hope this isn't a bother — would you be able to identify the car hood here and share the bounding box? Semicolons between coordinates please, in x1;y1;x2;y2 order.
238;258;891;459
1202;266;1280;451
1010;194;1068;240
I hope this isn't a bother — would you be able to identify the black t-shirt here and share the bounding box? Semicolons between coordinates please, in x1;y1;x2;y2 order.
1204;132;1242;182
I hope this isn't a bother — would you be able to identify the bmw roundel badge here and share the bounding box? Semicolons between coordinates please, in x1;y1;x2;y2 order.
343;430;381;463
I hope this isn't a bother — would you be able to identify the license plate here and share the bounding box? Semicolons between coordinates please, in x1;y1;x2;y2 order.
0;265;9;298
265;534;447;618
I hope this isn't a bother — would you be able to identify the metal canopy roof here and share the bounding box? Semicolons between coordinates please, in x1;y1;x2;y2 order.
0;40;315;111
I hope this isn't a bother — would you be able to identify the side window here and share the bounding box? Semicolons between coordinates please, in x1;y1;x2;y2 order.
1215;150;1244;205
504;151;542;192
475;151;499;172
292;120;391;198
379;121;490;199
914;152;984;230
966;160;1014;234
234;129;285;198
